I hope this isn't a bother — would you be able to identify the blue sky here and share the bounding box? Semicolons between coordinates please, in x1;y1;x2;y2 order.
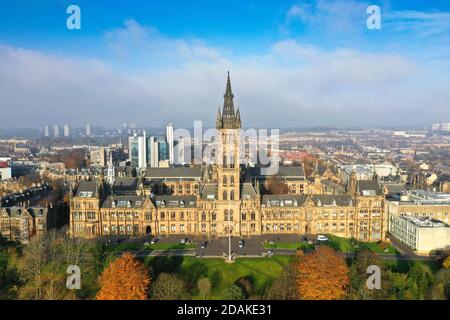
0;0;449;128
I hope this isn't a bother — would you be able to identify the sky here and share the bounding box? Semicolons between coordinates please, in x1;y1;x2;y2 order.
0;0;449;129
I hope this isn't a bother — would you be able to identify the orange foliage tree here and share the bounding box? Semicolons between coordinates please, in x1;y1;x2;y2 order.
297;246;349;300
96;253;151;300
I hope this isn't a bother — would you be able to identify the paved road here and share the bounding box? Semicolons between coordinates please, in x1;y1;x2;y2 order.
103;234;438;261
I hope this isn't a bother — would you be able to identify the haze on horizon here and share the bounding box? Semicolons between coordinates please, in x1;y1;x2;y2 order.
0;0;449;130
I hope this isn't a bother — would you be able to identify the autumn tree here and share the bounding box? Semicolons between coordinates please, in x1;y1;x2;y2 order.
443;256;450;269
96;253;151;300
265;177;289;195
297;246;349;300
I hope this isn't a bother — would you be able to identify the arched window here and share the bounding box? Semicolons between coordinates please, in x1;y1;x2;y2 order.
229;209;233;221
223;191;228;200
230;176;234;185
223;175;227;186
224;209;228;221
230;190;234;200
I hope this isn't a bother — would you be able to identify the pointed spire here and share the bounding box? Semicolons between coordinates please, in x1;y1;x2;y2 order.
220;71;241;129
235;107;241;126
225;70;232;97
216;107;222;128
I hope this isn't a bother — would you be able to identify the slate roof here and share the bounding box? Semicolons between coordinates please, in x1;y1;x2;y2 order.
261;194;354;207
75;181;98;198
261;195;307;207
1;206;37;218
357;180;381;196
200;183;217;200
383;183;405;194
154;195;197;208
311;195;353;206
241;182;258;200
103;195;146;209
112;177;139;192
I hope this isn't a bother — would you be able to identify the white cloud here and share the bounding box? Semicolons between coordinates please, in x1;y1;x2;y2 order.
385;10;450;37
0;20;449;130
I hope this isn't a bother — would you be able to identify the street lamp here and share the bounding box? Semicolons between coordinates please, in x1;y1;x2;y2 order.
228;197;231;261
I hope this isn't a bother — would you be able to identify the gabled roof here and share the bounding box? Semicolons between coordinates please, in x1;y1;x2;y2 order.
2;206;32;218
357;180;381;196
75;181;98;198
241;182;257;200
200;183;217;200
112;177;139;192
27;206;48;218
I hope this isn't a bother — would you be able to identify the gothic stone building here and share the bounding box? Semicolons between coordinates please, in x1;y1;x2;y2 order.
70;74;386;241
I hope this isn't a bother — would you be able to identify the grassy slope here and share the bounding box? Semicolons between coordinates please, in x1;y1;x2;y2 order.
144;255;292;299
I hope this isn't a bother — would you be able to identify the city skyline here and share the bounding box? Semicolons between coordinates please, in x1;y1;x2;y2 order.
0;0;449;129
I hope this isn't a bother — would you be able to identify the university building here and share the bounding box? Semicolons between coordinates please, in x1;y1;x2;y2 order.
69;74;386;241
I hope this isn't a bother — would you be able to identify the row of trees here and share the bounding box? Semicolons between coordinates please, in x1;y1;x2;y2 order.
2;234;450;300
267;246;450;300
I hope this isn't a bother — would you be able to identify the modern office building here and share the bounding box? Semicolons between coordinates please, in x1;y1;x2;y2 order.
166;123;174;164
389;214;450;255
63;124;70;137
53;124;59;138
157;137;169;162
86;124;91;136
386;190;450;225
44;125;49;137
128;133;150;169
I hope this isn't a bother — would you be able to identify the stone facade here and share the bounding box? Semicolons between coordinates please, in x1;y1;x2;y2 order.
69;74;386;241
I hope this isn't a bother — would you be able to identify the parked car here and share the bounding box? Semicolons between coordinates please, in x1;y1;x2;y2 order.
317;234;328;242
201;241;207;249
180;238;186;244
238;240;244;248
150;238;158;244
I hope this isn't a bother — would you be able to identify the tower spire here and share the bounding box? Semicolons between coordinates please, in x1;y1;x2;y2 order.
220;71;241;129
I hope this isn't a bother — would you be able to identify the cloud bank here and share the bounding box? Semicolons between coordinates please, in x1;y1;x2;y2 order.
0;17;449;129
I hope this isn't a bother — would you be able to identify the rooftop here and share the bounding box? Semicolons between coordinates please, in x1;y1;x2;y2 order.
402;215;448;228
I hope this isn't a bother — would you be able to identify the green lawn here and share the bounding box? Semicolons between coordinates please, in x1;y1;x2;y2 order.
262;242;314;250
326;234;397;254
144;255;292;299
